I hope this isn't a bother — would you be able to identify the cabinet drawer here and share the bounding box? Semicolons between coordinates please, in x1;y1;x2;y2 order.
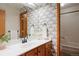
45;41;52;56
46;48;52;56
38;44;45;56
46;41;52;49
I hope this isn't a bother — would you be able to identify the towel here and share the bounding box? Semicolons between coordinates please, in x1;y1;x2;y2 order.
11;30;17;40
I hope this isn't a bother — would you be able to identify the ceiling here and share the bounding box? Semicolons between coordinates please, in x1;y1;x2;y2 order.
0;3;56;12
1;3;79;12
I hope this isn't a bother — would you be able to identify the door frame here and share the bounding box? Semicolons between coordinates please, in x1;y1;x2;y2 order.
56;3;60;56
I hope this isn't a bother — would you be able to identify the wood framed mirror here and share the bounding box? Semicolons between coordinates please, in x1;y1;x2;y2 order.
0;10;5;37
20;11;28;38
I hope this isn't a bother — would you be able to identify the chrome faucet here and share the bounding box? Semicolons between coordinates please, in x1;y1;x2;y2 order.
22;37;27;43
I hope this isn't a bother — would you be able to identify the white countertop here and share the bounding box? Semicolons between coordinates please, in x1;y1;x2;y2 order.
0;39;51;56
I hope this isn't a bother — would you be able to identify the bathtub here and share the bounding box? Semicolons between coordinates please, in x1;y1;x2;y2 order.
61;44;79;56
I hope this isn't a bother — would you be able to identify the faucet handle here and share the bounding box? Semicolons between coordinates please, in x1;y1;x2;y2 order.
22;37;27;43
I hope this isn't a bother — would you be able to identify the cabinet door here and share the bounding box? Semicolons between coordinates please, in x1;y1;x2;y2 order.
0;10;5;36
26;48;38;56
45;41;52;56
38;45;45;56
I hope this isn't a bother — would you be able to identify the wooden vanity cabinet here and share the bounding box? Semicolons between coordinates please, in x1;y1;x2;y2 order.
45;41;52;56
25;48;38;56
0;10;5;37
37;44;45;56
20;41;52;56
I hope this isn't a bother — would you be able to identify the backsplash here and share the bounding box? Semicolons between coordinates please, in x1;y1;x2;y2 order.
27;4;57;49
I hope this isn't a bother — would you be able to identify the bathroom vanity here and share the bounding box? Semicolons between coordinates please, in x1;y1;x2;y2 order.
0;11;54;56
20;40;52;56
0;39;53;56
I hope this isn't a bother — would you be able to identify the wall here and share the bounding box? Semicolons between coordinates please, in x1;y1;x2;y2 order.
61;5;79;48
27;4;57;49
0;4;57;47
0;4;20;45
0;4;20;32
